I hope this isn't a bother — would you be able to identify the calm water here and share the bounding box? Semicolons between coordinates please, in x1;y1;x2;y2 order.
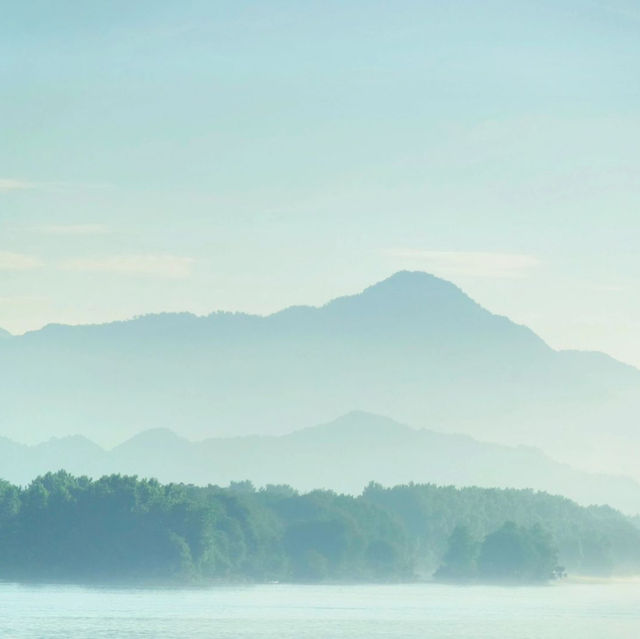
1;581;639;638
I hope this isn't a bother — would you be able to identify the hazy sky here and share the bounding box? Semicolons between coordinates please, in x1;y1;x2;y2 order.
2;1;639;365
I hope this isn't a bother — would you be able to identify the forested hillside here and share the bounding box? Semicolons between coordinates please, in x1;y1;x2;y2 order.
4;412;640;514
0;472;638;584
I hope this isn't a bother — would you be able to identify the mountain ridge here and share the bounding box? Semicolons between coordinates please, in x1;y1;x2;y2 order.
23;271;553;343
1;271;638;478
2;411;640;515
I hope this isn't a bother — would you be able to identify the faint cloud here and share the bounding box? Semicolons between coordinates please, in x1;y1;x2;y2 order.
45;181;115;192
60;255;195;278
384;249;540;279
0;178;115;193
0;251;42;270
33;224;111;236
0;179;36;192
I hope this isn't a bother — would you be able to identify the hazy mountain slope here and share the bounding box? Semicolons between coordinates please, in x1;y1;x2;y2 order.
0;435;105;486
1;412;640;515
1;271;639;476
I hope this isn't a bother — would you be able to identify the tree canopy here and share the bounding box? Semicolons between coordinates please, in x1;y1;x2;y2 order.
0;473;637;584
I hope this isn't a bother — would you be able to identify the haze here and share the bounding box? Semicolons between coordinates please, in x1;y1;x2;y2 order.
1;0;639;367
1;3;640;635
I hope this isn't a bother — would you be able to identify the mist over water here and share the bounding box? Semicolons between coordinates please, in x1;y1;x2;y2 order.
2;1;639;636
2;582;639;639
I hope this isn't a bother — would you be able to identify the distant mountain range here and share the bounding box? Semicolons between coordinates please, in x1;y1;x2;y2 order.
1;411;639;515
1;271;639;477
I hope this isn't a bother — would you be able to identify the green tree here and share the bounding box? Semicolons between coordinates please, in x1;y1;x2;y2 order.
478;522;560;582
434;525;479;579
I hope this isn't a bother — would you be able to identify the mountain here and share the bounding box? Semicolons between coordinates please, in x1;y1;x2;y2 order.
2;412;640;515
1;271;639;476
0;434;104;485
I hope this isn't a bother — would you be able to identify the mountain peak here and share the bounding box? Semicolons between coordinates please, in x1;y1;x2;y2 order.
112;428;189;453
291;411;415;443
362;270;467;299
36;435;104;454
323;270;485;322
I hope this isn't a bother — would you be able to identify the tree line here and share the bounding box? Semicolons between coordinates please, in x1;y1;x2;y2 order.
0;472;638;583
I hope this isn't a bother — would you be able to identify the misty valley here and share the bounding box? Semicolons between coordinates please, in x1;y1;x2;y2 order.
1;273;640;592
4;1;640;635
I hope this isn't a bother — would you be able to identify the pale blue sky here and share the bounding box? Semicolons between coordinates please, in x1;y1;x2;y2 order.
1;1;639;364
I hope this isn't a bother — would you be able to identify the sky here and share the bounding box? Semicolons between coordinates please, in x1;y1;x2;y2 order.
1;0;639;365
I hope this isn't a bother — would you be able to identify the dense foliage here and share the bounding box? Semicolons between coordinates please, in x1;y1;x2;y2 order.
0;473;638;583
434;522;565;582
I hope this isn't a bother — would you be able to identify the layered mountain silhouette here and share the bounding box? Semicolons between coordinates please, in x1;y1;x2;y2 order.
1;411;639;514
1;271;639;477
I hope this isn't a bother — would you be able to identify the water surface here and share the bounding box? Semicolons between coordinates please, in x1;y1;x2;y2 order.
1;581;639;638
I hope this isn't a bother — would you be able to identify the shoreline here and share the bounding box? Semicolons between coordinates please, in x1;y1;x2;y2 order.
2;575;638;590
